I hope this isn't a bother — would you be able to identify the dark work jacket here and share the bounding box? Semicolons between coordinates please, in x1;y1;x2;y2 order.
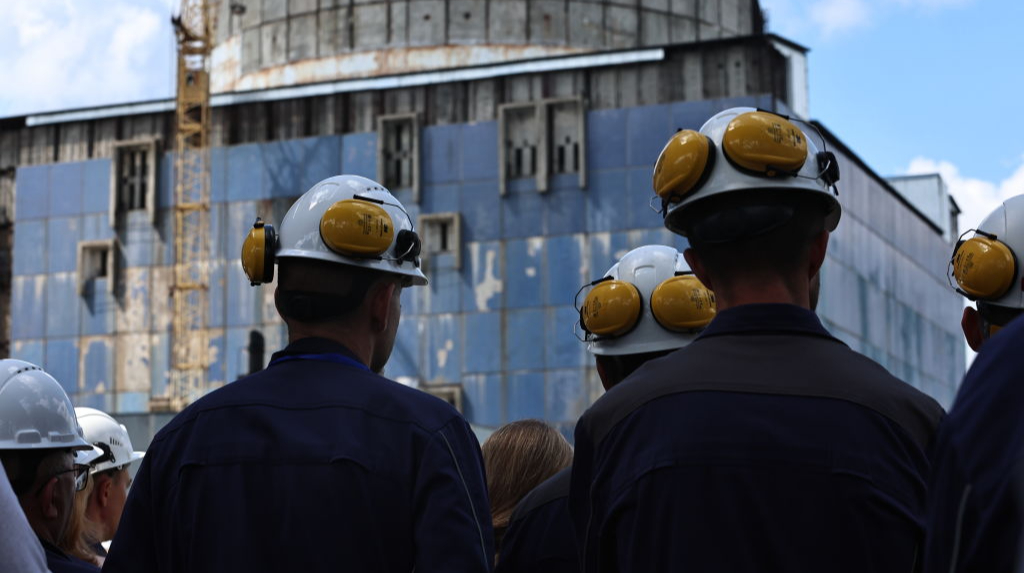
924;315;1024;573
41;540;100;573
570;304;945;573
496;467;578;573
103;338;494;573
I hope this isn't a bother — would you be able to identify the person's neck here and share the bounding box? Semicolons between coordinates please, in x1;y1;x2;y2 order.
712;277;810;312
288;326;373;367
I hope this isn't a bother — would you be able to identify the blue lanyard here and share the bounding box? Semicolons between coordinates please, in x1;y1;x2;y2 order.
268;353;370;372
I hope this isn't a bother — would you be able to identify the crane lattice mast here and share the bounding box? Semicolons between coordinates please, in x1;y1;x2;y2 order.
167;0;213;410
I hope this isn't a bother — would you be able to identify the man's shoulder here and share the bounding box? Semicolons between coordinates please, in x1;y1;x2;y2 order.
151;365;464;448
580;332;944;449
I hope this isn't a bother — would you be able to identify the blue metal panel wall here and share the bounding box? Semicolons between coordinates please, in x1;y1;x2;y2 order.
10;97;963;429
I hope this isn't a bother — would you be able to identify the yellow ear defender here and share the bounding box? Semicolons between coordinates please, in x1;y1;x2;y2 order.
241;217;276;286
721;111;808;176
320;198;396;257
951;230;1018;300
579;273;716;339
653;129;715;205
653;111;839;216
650;274;716;331
580;278;643;337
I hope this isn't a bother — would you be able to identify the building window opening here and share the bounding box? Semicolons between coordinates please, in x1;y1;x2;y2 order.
77;240;116;296
418;212;461;270
378;114;420;200
117;146;149;212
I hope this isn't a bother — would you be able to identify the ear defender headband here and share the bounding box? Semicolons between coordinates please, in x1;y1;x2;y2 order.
652;110;840;214
950;229;1019;300
240;196;422;287
576;273;716;340
241;217;277;286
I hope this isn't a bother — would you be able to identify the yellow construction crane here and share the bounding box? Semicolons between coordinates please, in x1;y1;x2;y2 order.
163;0;213;411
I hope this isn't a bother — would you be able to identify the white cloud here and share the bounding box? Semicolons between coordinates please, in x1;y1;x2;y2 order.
0;0;174;117
809;0;873;36
905;155;1024;232
893;0;975;7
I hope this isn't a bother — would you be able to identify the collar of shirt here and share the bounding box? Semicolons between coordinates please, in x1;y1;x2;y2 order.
696;303;836;341
269;337;365;366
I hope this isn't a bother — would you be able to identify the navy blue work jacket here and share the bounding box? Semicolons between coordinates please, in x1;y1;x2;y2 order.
570;304;945;573
496;467;578;573
103;338;494;572
925;315;1024;573
42;540;99;573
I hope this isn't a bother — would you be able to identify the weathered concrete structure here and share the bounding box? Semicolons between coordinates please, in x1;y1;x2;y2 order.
0;0;963;444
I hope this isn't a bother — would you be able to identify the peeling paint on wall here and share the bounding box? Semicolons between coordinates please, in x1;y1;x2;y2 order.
472;243;503;312
116;333;151;393
436;339;454;370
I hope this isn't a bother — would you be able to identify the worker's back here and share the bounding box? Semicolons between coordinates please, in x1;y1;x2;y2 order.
572;305;944;572
105;338;493;573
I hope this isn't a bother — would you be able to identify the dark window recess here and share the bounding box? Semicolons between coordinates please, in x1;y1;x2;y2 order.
553;135;580;174
93;249;109;278
383;119;414;189
508;140;537;179
549;103;581;175
437;221;451;252
247;330;265;374
117;147;149;211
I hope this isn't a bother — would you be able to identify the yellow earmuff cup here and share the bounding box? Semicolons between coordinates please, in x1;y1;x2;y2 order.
320;199;395;257
241;219;274;285
953;236;1017;299
650;275;716;331
722;111;808;176
581;280;643;337
653;129;713;204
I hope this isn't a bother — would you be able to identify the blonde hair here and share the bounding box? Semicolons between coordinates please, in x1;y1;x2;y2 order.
60;467;128;565
481;420;573;554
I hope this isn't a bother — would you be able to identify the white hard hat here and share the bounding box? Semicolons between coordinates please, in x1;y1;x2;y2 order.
242;175;428;286
75;445;105;467
74;407;145;474
654;107;842;237
577;245;716;356
0;359;92;452
950;194;1024;309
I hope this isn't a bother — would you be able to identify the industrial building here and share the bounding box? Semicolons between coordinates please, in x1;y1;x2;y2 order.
0;0;964;442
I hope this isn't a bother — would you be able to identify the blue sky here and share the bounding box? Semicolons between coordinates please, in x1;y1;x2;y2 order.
761;0;1024;230
0;0;1020;230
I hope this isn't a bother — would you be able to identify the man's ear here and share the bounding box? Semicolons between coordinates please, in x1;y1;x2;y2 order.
96;474;112;508
808;230;829;278
38;477;60;519
369;281;397;333
962;306;985;352
683;248;713;292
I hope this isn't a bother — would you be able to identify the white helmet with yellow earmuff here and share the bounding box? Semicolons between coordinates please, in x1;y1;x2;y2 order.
241;175;428;286
950;194;1024;311
576;245;716;356
653;107;842;238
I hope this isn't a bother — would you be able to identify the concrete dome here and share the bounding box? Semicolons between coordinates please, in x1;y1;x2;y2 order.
211;0;762;93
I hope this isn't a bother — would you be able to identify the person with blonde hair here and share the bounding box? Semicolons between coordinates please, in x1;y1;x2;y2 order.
60;408;145;567
482;419;573;560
